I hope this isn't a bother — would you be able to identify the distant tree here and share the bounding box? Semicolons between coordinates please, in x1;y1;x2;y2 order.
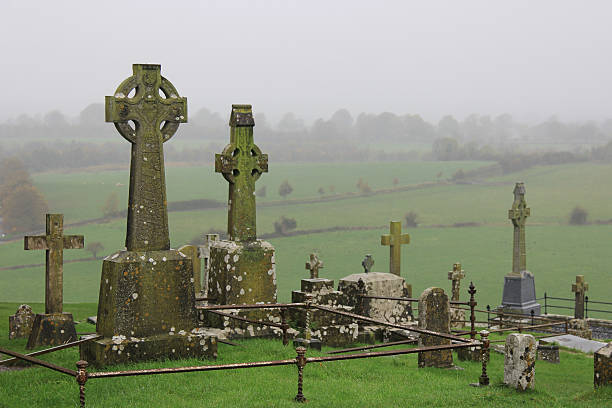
569;206;588;225
432;137;460;161
329;109;354;134
1;185;48;234
0;157;32;206
86;242;105;259
404;211;419;228
328;185;336;194
451;169;466;181
393;177;399;187
274;216;297;235
256;185;267;198
277;113;305;133
78;103;105;126
356;178;372;194
101;191;119;218
317;187;325;196
43;110;68;128
278;180;293;198
436;171;443;180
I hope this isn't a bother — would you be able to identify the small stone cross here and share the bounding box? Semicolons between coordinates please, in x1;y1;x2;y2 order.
24;214;84;314
572;275;589;319
447;262;465;302
380;221;410;276
216;105;268;242
508;182;530;275
106;64;187;251
361;254;374;273
305;253;323;279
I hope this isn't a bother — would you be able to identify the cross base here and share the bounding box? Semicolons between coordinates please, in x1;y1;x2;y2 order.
500;272;541;316
293;338;322;351
26;313;77;349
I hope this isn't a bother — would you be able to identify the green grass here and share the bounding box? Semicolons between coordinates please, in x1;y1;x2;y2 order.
0;303;609;408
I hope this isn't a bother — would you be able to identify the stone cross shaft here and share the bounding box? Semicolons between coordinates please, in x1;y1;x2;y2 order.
572;275;589;319
447;262;465;302
380;221;410;276
305;253;323;279
215;105;268;242
508;182;530;276
106;64;187;252
24;214;84;314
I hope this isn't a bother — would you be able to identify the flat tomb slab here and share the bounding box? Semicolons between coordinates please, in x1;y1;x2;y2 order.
540;334;606;353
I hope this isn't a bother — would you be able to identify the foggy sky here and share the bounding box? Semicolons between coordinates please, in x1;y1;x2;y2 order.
2;0;611;125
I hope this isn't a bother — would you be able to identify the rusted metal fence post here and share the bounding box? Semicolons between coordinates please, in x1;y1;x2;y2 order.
304;295;313;341
479;330;490;386
530;309;535;327
486;305;491;328
499;310;504;329
468;282;477;340
280;308;288;346
295;347;307;402
76;360;89;408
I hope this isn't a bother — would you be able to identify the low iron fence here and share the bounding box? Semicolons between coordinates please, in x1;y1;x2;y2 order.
537;293;612;319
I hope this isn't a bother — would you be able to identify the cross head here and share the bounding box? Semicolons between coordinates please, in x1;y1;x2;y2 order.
572;275;589;294
508;182;530;227
305;253;324;279
380;221;410;276
106;64;187;251
361;254;374;273
215;105;268;241
508;182;530;275
24;214;84;314
447;262;465;301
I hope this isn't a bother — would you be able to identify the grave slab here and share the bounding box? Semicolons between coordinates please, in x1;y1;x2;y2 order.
540;334;606;354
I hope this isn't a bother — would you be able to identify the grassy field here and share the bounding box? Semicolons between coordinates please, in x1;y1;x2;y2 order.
0;302;609;407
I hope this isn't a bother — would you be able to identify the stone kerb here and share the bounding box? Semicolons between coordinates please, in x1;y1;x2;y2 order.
417;287;453;368
594;343;612;387
504;333;536;390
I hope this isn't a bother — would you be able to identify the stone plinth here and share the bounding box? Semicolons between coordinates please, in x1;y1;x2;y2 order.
417;287;453;368
81;250;213;366
568;319;592;339
500;271;541;316
338;272;412;324
594;343;612;387
504;333;536;390
537;344;559;364
27;313;77;349
9;304;35;340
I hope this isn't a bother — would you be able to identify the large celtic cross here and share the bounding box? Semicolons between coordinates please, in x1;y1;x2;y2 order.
105;64;187;251
508;182;530;275
215;105;268;242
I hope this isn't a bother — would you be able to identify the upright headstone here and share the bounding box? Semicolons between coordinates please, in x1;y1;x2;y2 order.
200;233;219;298
594;343;612;388
80;64;216;366
8;304;35;340
417;287;453;368
448;263;466;328
178;244;201;293
305;253;323;279
380;221;410;276
504;333;536;390
572;275;589;319
499;183;541;315
206;105;276;336
24;214;83;348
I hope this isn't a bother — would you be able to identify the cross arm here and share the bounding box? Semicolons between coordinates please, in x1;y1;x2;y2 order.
381;235;391;246
63;235;84;250
400;234;410;244
24;236;48;250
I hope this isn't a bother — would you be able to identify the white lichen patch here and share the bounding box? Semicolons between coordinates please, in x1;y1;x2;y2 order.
112;335;126;344
233;254;239;262
240;288;245;295
226;285;231;292
132;293;138;300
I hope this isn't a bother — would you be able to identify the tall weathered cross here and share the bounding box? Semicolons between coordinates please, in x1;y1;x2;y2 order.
572;275;589;319
216;105;268;241
447;262;465;302
105;64;187;251
305;253;324;279
508;182;530;276
380;221;410;276
24;214;84;314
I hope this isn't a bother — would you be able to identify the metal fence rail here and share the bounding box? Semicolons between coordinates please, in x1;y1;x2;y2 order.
538;292;612;318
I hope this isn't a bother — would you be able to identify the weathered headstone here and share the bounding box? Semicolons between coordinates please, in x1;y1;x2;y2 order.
417;287;453;368
24;214;83;348
205;105;277;337
448;262;466;328
504;333;536;390
178;244;201;293
380;221;410;276
361;254;374;273
80;64;216;366
305;253;323;279
8;304;35;340
572;275;589;319
499;183;541;315
594;343;612;387
200;233;219;297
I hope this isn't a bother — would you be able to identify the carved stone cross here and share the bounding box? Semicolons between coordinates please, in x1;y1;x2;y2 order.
508;182;530;276
572;275;589;319
24;214;84;314
381;221;410;276
216;105;268;242
361;254;374;273
305;253;324;279
105;64;187;251
447;262;465;302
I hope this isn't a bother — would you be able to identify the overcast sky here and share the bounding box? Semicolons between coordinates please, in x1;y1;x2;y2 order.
1;0;611;125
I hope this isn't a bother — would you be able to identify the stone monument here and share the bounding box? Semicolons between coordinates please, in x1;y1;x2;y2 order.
8;304;35;340
417;287;453;368
80;64;216;366
572;275;588;319
594;343;612;387
499;183;541;315
448;262;466;328
380;221;410;277
504;333;536;390
177;244;201;294
199;233;219;298
24;214;83;348
205;105;277;336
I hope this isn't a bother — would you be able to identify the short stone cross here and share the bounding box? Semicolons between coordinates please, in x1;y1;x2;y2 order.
508;182;530;275
380;221;410;276
305;253;323;279
105;63;187;251
361;254;374;273
215;105;268;242
572;275;589;319
447;262;465;302
24;214;84;314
